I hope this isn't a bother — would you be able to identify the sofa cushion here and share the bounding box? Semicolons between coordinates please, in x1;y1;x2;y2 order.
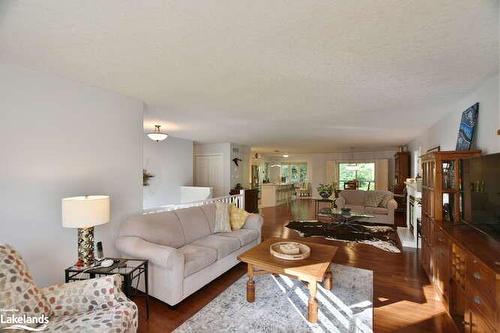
175;207;212;243
178;244;217;277
344;205;365;213
192;235;241;259
217;229;259;246
200;203;217;233
365;206;389;215
120;211;185;248
340;190;365;205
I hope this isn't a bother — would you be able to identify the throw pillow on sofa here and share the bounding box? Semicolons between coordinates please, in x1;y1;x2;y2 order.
230;204;250;230
364;191;385;207
379;194;392;208
214;202;232;233
0;244;52;330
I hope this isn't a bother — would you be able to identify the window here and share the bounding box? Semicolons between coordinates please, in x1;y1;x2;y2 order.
338;162;375;191
280;162;308;184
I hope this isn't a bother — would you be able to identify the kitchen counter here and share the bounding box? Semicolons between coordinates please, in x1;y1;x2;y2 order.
260;183;295;208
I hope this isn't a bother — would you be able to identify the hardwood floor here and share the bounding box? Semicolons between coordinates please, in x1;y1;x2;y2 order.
134;199;458;333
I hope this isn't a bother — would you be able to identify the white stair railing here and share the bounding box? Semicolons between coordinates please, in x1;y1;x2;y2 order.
143;190;245;215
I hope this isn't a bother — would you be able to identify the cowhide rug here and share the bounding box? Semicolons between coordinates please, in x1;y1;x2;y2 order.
286;220;401;253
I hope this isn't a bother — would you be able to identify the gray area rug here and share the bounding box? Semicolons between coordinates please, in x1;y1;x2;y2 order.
174;264;373;333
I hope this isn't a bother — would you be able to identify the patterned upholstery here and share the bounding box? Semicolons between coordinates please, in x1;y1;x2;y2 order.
0;244;52;330
0;244;138;333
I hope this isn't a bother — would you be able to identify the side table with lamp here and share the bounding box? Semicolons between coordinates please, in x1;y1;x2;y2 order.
62;195;149;318
62;195;111;267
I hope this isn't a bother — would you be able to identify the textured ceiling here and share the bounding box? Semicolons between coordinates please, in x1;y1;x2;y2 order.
0;1;498;153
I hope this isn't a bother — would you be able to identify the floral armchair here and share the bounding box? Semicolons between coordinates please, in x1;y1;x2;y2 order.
0;244;138;332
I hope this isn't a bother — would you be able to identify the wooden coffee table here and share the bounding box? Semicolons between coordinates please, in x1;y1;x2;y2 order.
238;237;337;323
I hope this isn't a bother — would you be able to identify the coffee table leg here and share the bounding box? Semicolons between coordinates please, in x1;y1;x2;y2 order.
308;280;318;323
246;264;255;303
323;271;333;290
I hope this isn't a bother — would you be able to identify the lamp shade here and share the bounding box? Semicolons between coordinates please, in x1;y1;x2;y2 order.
62;195;110;228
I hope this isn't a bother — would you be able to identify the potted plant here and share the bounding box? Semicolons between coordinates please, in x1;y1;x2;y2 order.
317;183;333;199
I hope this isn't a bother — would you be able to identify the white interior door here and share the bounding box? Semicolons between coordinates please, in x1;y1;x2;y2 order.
194;154;224;197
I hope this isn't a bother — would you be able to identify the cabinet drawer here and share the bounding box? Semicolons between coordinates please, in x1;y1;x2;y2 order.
468;285;496;324
468;304;496;333
467;257;496;296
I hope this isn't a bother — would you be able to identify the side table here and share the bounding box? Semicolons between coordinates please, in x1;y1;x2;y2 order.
65;258;149;319
313;198;334;219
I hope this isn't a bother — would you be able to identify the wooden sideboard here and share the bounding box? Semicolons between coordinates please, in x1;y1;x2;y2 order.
421;151;499;332
393;151;410;212
394;151;410;192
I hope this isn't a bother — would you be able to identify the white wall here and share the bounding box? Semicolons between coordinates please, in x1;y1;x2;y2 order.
408;74;500;155
0;64;143;287
143;136;193;209
261;150;398;197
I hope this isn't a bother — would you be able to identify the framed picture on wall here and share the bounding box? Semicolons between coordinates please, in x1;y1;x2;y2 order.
455;103;479;151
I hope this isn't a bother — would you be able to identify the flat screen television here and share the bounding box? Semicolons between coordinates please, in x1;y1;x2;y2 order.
461;153;500;240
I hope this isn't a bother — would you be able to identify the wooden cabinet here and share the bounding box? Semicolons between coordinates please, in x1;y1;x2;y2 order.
393;152;410;212
394;152;410;191
465;304;496;333
420;150;500;332
421;215;432;277
433;223;450;305
421;150;481;223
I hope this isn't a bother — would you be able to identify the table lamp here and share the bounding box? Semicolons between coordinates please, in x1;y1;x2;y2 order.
62;195;110;267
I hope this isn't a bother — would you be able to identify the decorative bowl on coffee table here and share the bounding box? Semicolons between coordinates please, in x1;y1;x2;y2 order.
270;241;311;260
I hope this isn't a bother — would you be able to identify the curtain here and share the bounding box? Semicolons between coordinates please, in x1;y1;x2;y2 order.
326;160;339;189
375;159;389;191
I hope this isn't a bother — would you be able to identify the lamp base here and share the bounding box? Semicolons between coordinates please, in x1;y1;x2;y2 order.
77;227;95;267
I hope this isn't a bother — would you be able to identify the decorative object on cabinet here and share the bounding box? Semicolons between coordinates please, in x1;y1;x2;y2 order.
143;169;154;186
426;145;441;153
456;103;479;151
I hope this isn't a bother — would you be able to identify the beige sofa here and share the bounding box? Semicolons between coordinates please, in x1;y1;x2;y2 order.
335;190;397;225
116;204;262;306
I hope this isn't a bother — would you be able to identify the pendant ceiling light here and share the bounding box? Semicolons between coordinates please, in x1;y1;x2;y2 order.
147;125;168;142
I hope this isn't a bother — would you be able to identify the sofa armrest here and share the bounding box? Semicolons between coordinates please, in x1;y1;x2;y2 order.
243;214;263;244
335;197;346;209
387;199;398;210
41;274;123;316
243;214;263;231
115;236;184;270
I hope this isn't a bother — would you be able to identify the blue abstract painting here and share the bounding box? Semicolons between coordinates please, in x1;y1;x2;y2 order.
456;103;479;151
